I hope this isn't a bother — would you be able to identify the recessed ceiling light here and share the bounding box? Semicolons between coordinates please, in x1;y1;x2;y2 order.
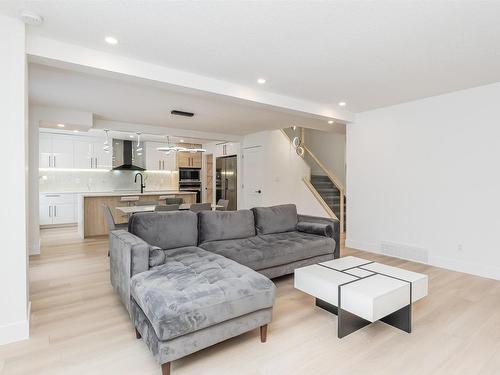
129;134;134;138
180;139;185;143
57;123;65;128
328;120;334;124
257;78;266;84
105;36;118;45
338;101;346;107
73;130;79;133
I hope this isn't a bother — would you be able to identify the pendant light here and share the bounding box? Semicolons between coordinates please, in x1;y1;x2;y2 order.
103;129;111;153
136;132;143;154
157;136;189;153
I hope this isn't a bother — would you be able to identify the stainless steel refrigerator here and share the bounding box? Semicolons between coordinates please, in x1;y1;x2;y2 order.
216;155;237;210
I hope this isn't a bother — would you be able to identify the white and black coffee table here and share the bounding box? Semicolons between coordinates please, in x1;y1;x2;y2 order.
294;256;428;338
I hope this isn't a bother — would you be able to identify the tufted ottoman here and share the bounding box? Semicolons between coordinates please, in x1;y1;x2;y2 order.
129;246;276;375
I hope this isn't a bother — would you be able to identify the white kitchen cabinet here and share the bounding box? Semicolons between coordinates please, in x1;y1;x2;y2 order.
215;142;239;157
52;136;75;168
145;142;176;171
73;140;93;169
39;134;52;168
52;203;76;225
164;151;176;171
39;193;76;225
39;204;52;225
39;134;74;168
92;140;113;169
73;139;112;169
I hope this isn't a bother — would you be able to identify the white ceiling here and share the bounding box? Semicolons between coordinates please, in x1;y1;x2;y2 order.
29;63;339;136
3;1;500;112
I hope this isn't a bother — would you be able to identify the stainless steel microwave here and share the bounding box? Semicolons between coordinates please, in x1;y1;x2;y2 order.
179;168;201;182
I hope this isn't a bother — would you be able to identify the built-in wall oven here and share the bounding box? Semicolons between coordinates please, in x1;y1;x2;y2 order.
179;168;201;203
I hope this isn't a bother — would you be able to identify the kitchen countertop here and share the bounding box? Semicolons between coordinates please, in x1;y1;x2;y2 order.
40;190;197;196
80;190;197;197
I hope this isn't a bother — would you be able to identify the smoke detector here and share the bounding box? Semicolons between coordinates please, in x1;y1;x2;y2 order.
19;10;44;26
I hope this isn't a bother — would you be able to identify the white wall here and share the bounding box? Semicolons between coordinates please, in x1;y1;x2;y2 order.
241;130;330;217
347;82;500;280
304;126;346;186
0;15;29;345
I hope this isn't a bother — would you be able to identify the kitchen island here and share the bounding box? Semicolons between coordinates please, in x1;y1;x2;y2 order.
77;191;197;238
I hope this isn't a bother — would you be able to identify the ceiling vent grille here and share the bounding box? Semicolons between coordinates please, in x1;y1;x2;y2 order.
171;110;194;117
380;241;429;264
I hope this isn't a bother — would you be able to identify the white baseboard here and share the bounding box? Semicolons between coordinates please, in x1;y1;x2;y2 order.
430;255;500;281
345;239;379;253
0;319;29;346
345;238;500;281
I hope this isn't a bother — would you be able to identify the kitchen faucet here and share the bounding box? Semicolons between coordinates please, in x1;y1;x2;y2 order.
134;172;145;194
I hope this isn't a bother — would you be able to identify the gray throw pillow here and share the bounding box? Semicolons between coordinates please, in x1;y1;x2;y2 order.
252;204;298;235
149;246;165;267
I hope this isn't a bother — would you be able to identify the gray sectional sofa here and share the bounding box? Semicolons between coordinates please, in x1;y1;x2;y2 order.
110;204;339;375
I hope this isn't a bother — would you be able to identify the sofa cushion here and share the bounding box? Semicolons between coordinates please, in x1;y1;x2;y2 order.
251;204;298;235
198;210;255;244
128;211;198;250
199;231;335;271
130;246;276;341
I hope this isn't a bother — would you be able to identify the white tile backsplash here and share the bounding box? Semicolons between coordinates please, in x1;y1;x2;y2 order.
39;170;179;193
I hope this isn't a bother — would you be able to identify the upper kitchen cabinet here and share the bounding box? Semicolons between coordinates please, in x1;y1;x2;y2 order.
215;142;239;157
92;140;113;169
39;133;74;169
145;142;176;171
73;140;92;169
40;132;112;170
74;138;112;170
177;143;202;168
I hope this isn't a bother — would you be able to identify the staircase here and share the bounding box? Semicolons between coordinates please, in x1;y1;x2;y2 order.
310;175;346;231
281;127;346;233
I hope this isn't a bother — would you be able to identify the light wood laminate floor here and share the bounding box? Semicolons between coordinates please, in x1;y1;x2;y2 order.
1;227;500;375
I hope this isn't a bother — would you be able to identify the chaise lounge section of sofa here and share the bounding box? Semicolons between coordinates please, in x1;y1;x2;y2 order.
109;204;339;374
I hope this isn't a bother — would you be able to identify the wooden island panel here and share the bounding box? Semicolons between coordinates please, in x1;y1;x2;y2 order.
83;192;197;237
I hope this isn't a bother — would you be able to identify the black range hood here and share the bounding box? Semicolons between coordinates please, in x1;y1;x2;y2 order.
112;139;146;171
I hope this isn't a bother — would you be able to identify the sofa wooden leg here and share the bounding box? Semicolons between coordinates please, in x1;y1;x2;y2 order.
161;362;171;375
135;328;141;339
260;324;268;343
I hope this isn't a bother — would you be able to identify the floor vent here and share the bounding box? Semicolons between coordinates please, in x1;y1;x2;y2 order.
380;241;429;264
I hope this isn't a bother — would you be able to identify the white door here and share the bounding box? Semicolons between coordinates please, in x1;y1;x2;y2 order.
39;134;52;168
51;135;74;169
74;140;93;169
243;146;264;208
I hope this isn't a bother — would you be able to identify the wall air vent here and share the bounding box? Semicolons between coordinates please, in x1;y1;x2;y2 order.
171;110;194;117
380;241;429;264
